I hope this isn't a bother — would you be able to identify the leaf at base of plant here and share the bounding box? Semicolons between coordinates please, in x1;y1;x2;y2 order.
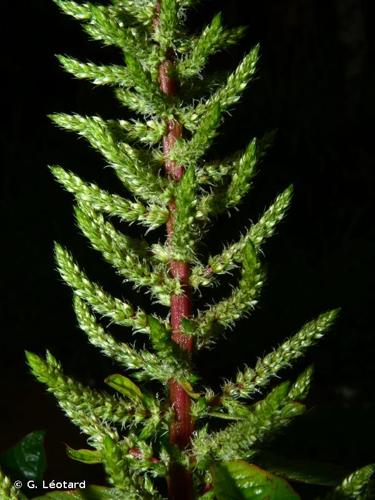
0;431;47;483
211;460;301;499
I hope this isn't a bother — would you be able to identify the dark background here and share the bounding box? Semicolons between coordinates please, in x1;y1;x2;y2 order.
1;0;374;497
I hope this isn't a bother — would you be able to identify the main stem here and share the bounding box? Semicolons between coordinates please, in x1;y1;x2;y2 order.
158;29;195;500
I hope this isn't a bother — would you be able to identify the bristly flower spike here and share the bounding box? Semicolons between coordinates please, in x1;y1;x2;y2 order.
25;1;369;499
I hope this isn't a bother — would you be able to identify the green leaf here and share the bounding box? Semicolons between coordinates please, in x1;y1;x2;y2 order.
66;445;102;465
104;374;144;404
148;315;173;354
0;431;47;483
206;412;242;421
34;485;124;499
181;318;196;335
178;380;201;399
212;461;300;499
256;451;349;486
198;490;215;499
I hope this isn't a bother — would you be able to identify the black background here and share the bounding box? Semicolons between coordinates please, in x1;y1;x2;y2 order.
1;0;374;497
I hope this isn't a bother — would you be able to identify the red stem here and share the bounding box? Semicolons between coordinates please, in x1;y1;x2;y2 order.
157;23;195;500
